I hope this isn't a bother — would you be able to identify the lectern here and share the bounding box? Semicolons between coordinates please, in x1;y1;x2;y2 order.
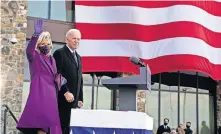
102;66;151;111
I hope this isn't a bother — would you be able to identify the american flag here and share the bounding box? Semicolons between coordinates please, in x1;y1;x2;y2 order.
75;1;221;80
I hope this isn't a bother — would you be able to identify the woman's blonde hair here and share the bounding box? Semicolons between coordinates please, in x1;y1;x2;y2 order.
35;31;53;55
177;124;185;134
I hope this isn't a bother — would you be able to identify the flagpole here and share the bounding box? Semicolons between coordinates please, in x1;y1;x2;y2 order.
91;73;95;109
95;76;101;109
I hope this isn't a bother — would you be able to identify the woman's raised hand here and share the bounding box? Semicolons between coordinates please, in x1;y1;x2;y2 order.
34;19;43;35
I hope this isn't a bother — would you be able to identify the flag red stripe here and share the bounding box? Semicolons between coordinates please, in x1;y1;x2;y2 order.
75;1;221;16
82;55;221;80
76;22;221;48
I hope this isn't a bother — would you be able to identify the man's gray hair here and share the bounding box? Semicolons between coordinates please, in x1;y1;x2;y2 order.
65;29;81;37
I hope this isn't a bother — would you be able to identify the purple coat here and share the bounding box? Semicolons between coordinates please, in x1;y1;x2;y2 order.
17;35;62;134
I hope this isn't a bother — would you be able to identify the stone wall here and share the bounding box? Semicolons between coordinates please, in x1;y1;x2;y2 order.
136;90;146;112
1;1;27;134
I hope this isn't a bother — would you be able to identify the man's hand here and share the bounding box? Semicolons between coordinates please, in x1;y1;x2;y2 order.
78;101;83;108
64;92;74;103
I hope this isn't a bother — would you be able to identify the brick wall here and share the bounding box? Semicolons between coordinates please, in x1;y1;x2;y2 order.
1;1;27;133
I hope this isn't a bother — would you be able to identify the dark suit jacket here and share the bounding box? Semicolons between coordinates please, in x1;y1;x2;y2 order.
156;125;171;134
184;128;193;134
53;45;83;126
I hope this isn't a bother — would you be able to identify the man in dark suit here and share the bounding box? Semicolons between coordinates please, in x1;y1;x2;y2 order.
53;29;83;134
184;122;193;134
156;118;171;134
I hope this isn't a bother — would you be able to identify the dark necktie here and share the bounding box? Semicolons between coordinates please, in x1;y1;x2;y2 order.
72;51;78;66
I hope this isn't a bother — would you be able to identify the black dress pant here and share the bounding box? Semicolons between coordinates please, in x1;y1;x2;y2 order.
59;106;72;134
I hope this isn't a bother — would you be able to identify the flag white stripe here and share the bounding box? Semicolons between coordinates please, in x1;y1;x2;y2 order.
76;5;221;33
70;109;153;130
77;37;221;64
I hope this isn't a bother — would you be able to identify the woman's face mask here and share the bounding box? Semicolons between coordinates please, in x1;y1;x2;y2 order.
38;44;51;55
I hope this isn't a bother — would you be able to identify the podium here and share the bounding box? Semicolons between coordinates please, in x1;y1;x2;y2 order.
102;66;151;111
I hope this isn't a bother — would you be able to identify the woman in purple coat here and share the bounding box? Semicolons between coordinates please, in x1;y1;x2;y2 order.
17;19;61;134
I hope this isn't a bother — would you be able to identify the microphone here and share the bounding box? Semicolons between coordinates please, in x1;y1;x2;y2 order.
130;56;146;67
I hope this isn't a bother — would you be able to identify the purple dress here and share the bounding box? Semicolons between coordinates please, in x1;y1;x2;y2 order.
17;35;62;134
